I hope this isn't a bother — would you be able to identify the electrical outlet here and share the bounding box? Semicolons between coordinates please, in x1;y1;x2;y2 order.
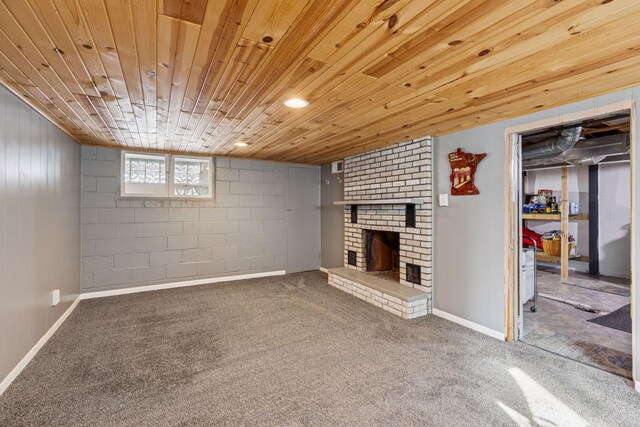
439;193;449;207
50;289;60;307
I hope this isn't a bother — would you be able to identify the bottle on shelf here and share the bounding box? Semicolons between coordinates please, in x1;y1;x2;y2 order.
552;197;558;214
545;196;552;213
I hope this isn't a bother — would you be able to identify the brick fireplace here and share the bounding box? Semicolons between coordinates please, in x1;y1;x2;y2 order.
328;138;433;318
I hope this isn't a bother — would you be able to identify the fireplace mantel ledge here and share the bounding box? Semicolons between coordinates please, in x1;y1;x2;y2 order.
334;198;424;206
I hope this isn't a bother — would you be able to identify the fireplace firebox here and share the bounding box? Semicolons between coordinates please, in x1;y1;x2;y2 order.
365;230;400;281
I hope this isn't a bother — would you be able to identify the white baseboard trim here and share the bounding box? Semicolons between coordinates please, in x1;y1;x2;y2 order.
432;308;506;341
0;295;82;396
319;267;329;273
636;381;639;393
81;270;287;300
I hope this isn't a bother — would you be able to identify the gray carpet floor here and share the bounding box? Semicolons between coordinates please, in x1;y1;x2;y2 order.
1;271;639;426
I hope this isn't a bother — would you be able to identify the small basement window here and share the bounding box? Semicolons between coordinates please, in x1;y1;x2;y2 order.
171;156;212;198
121;151;213;199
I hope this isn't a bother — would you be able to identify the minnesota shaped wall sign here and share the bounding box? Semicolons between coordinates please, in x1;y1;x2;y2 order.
448;148;487;196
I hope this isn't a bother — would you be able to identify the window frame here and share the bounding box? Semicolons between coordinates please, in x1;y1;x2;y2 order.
169;155;214;199
119;151;214;200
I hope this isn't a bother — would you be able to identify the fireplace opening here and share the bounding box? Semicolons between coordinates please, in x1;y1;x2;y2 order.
365;230;400;281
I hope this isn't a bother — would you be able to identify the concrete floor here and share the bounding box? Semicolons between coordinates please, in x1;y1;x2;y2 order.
523;268;632;378
1;271;639;426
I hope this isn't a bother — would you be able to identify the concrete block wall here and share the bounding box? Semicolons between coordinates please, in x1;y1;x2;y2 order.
81;146;289;292
342;138;433;311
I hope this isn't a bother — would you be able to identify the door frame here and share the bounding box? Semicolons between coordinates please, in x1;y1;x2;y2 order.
503;100;637;384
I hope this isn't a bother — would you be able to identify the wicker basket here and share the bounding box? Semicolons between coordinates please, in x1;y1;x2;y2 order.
542;238;572;256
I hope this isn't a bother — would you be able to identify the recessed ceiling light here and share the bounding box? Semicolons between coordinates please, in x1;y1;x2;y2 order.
234;141;249;147
283;98;309;109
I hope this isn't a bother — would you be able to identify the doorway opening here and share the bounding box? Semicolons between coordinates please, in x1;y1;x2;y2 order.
508;108;634;380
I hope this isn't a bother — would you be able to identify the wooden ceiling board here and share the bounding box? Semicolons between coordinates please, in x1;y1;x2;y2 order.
323;54;640;161
0;63;82;139
75;0;142;146
215;0;422;154
1;0;639;164
278;1;604;135
130;0;158;149
210;0;447;156
208;0;586;159
52;0;128;144
0;42;92;144
0;2;104;142
253;2;640;162
184;2;353;153
178;0;261;151
163;0;209;25
200;0;359;133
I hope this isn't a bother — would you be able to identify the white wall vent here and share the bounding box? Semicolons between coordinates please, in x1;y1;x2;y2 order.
331;160;343;174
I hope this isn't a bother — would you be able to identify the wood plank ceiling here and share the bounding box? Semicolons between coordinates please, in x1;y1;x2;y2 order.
1;0;640;164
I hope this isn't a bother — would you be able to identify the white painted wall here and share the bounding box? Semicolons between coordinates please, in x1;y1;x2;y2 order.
599;162;631;278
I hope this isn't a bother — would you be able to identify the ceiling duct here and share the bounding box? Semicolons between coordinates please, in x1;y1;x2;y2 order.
569;156;608;166
563;133;630;163
522;132;630;169
522;126;582;161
